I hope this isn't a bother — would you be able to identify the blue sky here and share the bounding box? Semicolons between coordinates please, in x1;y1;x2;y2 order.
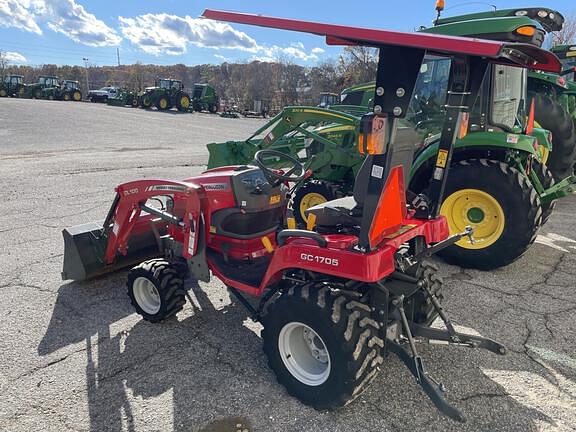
0;1;574;67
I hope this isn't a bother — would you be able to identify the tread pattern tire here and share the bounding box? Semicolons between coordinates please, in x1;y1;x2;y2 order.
127;259;186;323
292;180;335;226
532;93;576;180
439;159;542;270
262;285;383;410
410;262;444;326
532;161;556;226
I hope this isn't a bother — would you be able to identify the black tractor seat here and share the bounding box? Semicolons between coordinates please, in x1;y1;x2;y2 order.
303;154;373;227
305;196;362;227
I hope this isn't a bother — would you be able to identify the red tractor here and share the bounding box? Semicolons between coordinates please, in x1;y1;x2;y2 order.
62;11;560;422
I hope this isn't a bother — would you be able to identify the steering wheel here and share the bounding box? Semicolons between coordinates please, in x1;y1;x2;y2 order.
254;149;306;183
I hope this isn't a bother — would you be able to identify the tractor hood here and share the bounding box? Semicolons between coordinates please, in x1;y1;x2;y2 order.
422;16;546;47
435;7;564;33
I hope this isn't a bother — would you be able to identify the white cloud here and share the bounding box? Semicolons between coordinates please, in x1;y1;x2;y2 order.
45;0;121;46
0;0;43;34
4;51;27;63
214;54;229;62
311;47;325;54
120;13;323;63
119;13;260;56
0;0;120;46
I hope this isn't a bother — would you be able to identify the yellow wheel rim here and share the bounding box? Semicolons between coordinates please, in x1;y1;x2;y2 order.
440;189;505;250
299;192;328;222
73;91;81;101
180;96;190;109
538;144;550;164
64;94;70;101
160;98;168;109
0;89;6;97
533;121;550;164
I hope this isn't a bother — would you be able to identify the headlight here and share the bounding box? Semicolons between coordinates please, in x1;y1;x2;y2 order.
549;13;555;19
538;10;548;18
515;10;528;16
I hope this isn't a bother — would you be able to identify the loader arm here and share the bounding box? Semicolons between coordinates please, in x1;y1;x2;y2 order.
207;106;360;169
103;179;205;264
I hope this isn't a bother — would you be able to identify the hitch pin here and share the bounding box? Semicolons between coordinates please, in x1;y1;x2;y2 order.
463;225;475;245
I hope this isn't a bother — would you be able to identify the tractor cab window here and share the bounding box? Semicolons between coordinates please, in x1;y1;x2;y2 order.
171;81;181;90
560;56;576;81
404;55;451;145
340;90;364;106
491;65;527;131
14;76;23;84
3;76;9;83
158;80;171;89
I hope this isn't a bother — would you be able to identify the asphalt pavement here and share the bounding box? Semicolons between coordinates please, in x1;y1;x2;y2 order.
0;98;575;432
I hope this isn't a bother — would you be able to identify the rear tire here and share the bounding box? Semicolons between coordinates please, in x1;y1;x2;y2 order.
209;103;218;113
127;259;186;322
0;89;7;97
292;180;335;226
262;285;383;410
176;93;191;112
532;93;576;180
410;262;444;326
438;159;542;270
532;161;556;226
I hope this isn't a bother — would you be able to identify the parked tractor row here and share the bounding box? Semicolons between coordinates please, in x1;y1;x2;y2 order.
0;75;82;101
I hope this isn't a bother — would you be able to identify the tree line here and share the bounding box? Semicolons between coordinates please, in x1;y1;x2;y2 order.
2;47;378;111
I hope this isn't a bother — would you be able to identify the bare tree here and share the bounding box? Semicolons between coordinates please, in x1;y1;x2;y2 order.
0;50;8;79
551;13;576;46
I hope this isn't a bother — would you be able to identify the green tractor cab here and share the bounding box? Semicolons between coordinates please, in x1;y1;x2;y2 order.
191;83;219;113
318;92;339;108
42;80;82;101
429;6;576;181
23;76;60;99
0;75;25;98
138;78;191;112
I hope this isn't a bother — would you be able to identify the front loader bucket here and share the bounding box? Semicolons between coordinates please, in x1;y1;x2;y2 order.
62;222;162;281
207;140;259;169
62;222;108;281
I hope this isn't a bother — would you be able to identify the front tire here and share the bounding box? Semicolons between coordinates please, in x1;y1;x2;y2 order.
127;259;186;322
176;93;191;112
262;285;383;410
438;159;542;270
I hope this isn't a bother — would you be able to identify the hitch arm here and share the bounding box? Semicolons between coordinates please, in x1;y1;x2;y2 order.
411;324;507;355
414;226;474;261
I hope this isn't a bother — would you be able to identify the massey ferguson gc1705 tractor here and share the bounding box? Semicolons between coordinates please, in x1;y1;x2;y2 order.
61;10;560;421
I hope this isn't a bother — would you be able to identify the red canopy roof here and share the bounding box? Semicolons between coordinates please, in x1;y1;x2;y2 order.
202;9;561;73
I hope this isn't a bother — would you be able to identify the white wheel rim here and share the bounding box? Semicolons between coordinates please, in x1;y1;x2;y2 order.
278;322;331;386
133;277;161;314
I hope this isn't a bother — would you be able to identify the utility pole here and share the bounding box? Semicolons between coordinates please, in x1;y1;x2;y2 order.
116;48;120;67
82;57;90;92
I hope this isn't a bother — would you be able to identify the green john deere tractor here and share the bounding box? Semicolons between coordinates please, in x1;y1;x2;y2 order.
207;12;576;270
137;78;191;111
191;83;219;113
23;76;60;99
0;75;25;97
431;6;576;182
42;80;82;101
